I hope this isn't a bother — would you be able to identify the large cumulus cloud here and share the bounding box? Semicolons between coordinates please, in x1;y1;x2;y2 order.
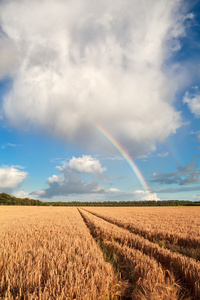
31;155;109;198
0;0;190;157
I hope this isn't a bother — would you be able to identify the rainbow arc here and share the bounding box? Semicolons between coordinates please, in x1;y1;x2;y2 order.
96;124;151;200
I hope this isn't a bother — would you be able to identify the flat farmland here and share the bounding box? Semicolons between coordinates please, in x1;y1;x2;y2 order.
0;207;116;300
0;206;200;299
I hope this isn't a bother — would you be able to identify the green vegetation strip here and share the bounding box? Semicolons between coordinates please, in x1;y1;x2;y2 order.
0;192;200;206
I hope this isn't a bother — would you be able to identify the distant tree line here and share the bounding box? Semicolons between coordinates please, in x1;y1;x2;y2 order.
0;192;200;206
0;193;44;206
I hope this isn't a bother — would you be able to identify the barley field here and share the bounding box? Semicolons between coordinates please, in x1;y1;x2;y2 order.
0;206;200;299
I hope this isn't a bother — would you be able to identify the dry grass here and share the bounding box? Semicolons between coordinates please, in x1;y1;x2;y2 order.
0;206;116;299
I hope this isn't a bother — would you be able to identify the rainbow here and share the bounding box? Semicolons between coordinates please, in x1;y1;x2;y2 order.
96;124;151;200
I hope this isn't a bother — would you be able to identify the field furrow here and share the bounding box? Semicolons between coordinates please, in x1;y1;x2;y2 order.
80;208;200;299
84;207;200;260
80;209;181;300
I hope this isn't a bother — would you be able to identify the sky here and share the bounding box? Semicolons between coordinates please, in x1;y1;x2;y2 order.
0;0;200;202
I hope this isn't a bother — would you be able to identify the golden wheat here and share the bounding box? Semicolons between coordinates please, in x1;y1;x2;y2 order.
0;206;116;300
1;205;200;300
80;209;180;299
104;240;180;300
80;208;200;299
84;207;200;256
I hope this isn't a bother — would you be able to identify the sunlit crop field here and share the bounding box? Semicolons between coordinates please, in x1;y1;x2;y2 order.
0;206;200;299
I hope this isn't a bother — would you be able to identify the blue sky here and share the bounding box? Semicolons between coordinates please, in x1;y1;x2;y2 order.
0;0;200;202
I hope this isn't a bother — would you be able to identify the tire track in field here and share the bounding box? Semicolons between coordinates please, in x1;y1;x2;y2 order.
78;208;131;299
79;208;200;300
78;208;188;300
81;208;200;261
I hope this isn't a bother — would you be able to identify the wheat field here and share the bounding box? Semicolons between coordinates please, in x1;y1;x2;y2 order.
0;206;200;299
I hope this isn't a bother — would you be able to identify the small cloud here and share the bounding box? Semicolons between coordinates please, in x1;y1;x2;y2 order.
191;130;200;135
108;188;120;193
190;131;200;143
183;88;200;118
12;165;26;170
47;174;63;184
134;190;146;194
12;190;30;199
157;152;169;158
55;166;64;172
193;194;200;201
151;156;200;186
133;190;160;201
7;143;17;147
0;165;27;190
0;143;20;150
68;155;106;175
148;193;160;201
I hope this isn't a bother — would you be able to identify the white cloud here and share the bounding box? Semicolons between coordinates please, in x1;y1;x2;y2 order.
134;189;160;201
0;143;19;149
12;190;29;198
193;194;200;201
0;165;27;190
32;155;108;198
12;190;41;199
166;12;194;52
157;152;169;158
191;130;200;135
47;174;63;184
168;13;194;39
135;190;146;194
183;88;200;118
108;188;120;193
191;131;200;143
148;193;160;201
0;0;188;157
68;155;106;174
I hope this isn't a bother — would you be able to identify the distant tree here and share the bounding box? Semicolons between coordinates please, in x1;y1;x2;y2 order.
0;193;13;205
